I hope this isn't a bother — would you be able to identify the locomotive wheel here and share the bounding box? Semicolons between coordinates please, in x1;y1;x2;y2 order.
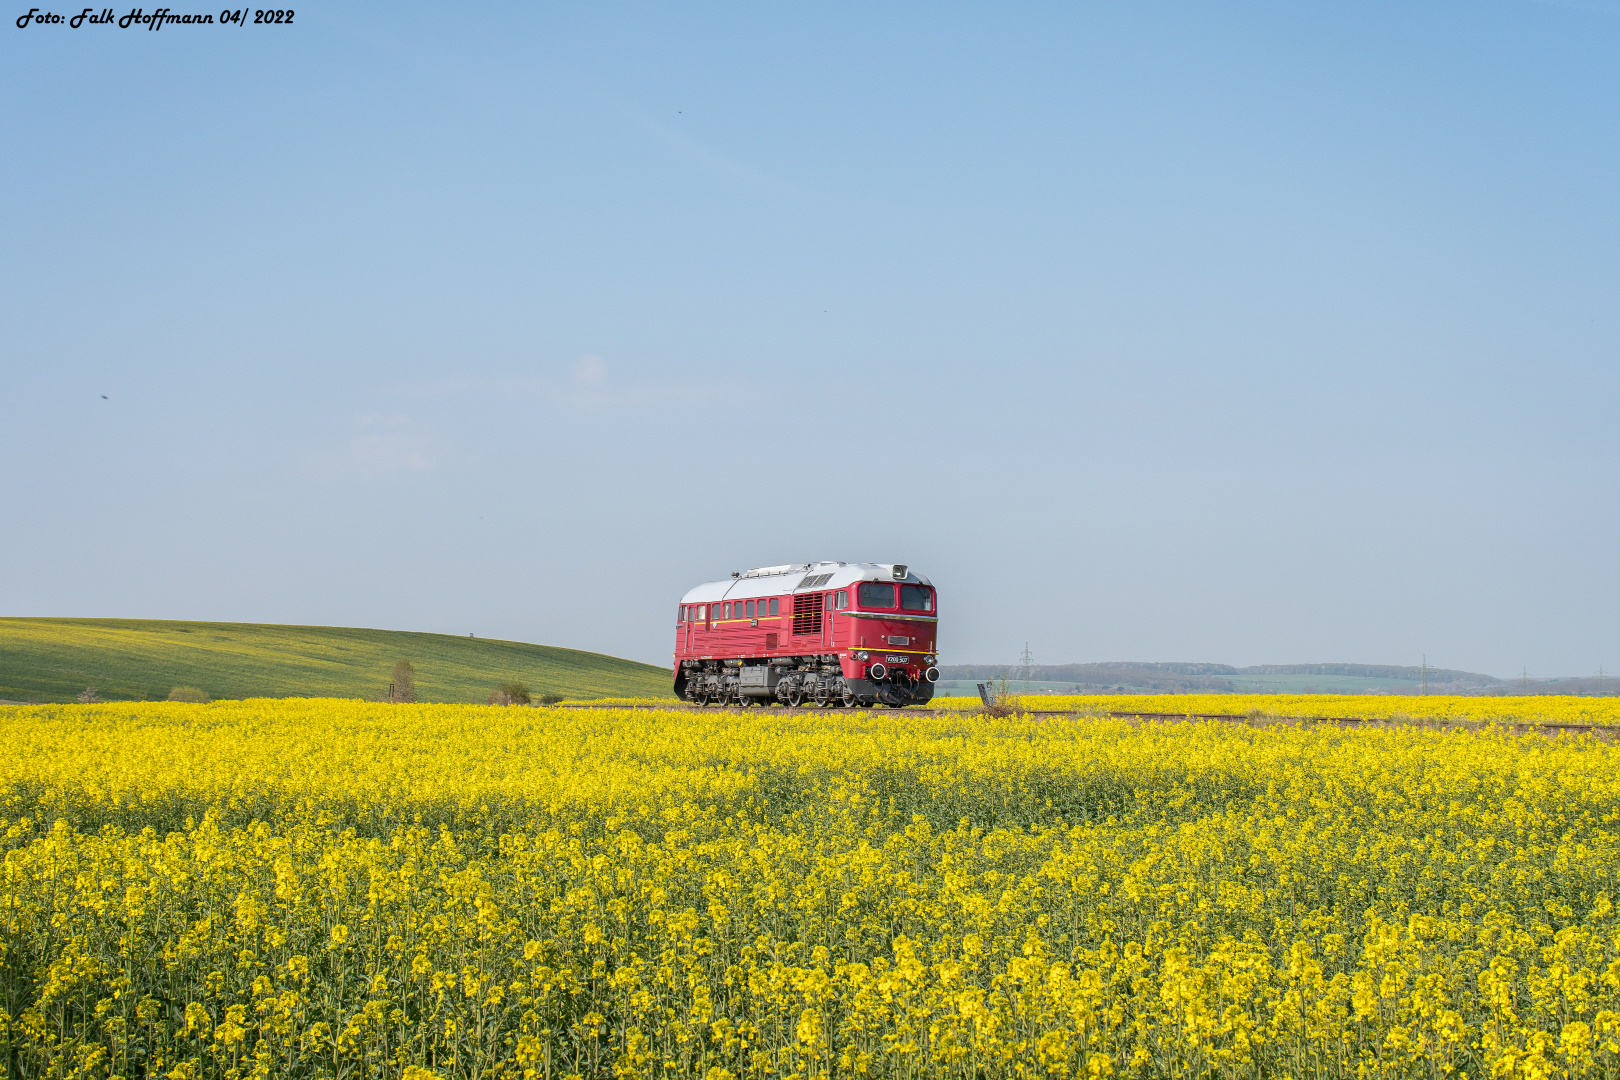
841;688;857;707
786;687;804;708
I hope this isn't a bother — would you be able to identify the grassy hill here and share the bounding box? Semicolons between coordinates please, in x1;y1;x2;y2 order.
0;618;675;704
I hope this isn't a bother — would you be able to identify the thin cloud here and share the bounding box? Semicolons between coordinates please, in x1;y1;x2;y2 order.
616;99;822;202
572;355;608;386
303;415;438;480
388;358;733;411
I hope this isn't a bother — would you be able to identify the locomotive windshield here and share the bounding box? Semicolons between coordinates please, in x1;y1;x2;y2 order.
900;585;933;611
858;582;894;608
857;581;934;611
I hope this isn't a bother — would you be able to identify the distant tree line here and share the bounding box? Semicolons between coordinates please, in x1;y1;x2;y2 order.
938;661;1507;694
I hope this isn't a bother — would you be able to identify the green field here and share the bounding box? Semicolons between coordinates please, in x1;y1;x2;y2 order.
934;674;1495;697
0;618;675;703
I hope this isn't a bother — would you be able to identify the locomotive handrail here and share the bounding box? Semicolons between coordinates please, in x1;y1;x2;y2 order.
839;612;938;622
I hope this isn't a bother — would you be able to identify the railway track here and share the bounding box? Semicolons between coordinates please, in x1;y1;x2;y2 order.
558;703;1614;738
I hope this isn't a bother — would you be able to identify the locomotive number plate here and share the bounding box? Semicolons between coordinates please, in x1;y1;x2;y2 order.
885;655;908;664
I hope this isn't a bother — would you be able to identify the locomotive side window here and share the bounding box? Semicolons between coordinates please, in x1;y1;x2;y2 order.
723;603;731;619
768;598;779;616
858;581;896;609
900;585;933;612
835;590;849;609
746;600;755;618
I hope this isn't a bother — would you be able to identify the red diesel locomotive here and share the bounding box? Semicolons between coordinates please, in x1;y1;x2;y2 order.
674;561;939;707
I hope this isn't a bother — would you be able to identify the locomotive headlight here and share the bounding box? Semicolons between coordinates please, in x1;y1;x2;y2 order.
855;651;869;661
925;655;936;665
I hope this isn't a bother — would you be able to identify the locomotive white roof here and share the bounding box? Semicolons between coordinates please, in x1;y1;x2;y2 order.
679;562;931;604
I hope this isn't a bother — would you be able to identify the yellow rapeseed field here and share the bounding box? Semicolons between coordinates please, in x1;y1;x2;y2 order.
2;699;1618;1079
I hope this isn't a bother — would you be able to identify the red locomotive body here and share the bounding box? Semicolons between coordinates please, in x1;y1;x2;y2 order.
673;561;939;707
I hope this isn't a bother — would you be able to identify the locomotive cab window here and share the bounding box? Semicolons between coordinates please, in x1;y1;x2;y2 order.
900;585;933;612
835;590;849;609
858;581;896;609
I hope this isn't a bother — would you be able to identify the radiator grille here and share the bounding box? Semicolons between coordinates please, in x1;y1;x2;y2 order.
765;632;779;651
791;594;822;636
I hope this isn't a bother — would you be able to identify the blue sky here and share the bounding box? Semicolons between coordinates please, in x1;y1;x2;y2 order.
3;1;1616;676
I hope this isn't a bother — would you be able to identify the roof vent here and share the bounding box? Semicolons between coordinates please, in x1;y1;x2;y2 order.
742;564;807;579
892;564;908;579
